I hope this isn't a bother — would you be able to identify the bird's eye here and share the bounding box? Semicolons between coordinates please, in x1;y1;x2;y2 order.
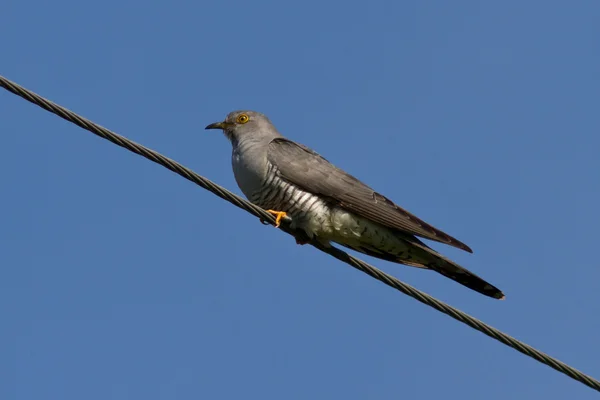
236;114;250;124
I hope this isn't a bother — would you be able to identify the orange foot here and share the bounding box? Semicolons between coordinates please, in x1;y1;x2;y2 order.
266;209;288;228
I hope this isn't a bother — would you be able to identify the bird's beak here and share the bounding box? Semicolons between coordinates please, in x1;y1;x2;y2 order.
205;121;229;130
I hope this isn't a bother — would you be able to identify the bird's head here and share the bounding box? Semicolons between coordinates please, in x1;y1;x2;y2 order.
205;110;280;142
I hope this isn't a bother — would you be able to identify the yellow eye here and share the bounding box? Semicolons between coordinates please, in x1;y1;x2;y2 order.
236;114;250;124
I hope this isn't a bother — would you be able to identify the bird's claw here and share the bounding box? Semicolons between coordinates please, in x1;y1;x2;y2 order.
261;210;309;245
265;210;288;228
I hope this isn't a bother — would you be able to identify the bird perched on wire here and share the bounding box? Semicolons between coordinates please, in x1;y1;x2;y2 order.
206;110;504;300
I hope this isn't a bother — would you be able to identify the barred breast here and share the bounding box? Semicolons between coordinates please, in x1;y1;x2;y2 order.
249;163;333;238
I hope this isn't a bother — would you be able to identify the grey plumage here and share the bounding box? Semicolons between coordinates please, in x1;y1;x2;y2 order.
206;110;504;300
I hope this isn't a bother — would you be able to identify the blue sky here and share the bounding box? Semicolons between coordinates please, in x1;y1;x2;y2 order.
2;1;599;399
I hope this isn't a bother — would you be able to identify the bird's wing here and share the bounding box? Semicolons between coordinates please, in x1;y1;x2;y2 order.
267;138;473;253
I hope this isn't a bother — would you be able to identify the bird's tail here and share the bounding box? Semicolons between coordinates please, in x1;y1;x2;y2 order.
341;240;505;300
405;240;505;300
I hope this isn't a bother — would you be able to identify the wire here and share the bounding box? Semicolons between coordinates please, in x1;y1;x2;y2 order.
1;74;599;393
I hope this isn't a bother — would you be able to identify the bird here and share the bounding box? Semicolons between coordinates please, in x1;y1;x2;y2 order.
205;110;504;300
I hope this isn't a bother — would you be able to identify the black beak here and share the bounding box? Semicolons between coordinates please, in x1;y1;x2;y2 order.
205;121;227;130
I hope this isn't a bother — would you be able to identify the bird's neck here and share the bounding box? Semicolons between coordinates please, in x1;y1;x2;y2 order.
231;133;281;149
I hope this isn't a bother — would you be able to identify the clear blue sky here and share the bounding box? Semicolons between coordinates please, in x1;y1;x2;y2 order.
2;1;599;399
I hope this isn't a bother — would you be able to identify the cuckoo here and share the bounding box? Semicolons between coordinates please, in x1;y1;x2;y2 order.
206;110;504;300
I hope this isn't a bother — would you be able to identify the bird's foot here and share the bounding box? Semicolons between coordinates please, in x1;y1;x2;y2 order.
260;210;310;245
295;237;310;245
265;210;288;228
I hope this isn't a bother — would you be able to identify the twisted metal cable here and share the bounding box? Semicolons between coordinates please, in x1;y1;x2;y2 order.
1;74;599;393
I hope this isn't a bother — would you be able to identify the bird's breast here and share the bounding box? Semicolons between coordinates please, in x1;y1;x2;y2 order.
231;142;269;200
